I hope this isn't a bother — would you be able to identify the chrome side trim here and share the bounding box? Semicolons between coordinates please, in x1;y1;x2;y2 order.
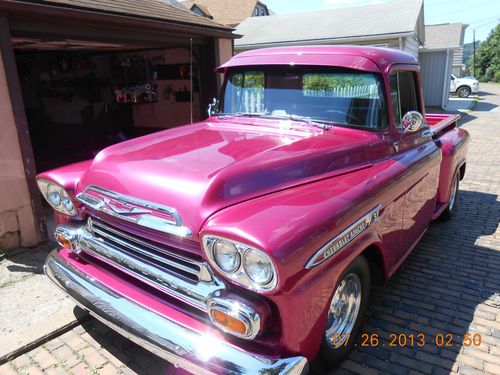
305;205;382;269
63;224;225;313
44;250;309;375
76;185;192;238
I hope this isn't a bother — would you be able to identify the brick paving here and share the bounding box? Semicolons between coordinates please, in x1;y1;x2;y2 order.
0;84;499;375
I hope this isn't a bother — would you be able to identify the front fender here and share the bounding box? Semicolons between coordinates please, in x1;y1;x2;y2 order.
201;164;392;359
36;160;92;223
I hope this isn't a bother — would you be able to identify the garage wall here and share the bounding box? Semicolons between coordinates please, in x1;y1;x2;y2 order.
0;46;38;250
420;50;450;107
131;48;202;128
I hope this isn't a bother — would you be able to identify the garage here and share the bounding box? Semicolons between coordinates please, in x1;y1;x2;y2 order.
16;45;207;171
0;0;234;250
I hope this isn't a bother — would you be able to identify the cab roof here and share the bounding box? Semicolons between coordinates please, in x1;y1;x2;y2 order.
217;45;418;73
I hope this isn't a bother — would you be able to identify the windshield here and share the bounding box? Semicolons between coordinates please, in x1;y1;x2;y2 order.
215;66;387;129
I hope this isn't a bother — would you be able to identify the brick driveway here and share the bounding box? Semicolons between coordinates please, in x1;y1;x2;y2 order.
1;84;499;375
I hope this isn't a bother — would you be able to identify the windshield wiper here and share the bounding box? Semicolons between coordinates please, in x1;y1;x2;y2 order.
216;113;334;130
216;112;267;119
273;114;335;130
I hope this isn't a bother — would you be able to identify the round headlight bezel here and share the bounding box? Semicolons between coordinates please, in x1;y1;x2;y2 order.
202;235;277;292
37;179;77;216
243;248;274;285
212;239;241;273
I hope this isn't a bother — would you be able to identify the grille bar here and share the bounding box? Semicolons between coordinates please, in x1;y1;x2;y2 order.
90;219;212;282
76;222;225;313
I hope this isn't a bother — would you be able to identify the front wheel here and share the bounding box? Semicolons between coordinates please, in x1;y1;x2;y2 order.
457;86;471;98
316;256;370;369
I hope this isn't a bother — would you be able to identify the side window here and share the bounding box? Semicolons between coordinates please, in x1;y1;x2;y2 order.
390;71;419;130
389;73;401;129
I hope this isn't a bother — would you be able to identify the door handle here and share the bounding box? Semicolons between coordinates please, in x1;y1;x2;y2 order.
392;141;400;152
421;129;434;139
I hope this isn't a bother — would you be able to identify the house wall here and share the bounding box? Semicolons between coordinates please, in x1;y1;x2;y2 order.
420;50;451;108
403;35;419;58
452;47;464;77
0;43;38;250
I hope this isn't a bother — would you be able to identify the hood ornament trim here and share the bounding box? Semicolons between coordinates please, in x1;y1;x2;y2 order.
76;186;192;238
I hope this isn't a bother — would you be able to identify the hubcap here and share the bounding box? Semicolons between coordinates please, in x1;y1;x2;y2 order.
459;88;469;97
449;175;458;210
325;273;362;348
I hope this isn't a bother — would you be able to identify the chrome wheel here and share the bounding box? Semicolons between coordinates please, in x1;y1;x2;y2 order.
325;273;362;348
449;175;458;211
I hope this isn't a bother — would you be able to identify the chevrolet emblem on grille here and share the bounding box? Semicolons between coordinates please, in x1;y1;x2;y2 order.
103;197;151;215
76;186;192;237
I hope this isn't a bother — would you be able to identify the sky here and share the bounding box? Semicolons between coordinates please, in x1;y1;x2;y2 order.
262;0;500;44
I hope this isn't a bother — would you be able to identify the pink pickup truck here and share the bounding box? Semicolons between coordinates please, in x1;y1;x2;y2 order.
39;46;469;374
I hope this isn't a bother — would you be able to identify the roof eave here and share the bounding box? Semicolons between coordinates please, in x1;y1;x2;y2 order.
2;0;236;38
235;31;415;49
420;46;460;52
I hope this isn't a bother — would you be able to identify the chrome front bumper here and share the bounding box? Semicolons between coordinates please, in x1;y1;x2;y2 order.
44;250;308;374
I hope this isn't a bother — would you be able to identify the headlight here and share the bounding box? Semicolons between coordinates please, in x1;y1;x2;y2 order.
202;235;277;291
213;239;240;273
243;248;274;285
37;179;77;216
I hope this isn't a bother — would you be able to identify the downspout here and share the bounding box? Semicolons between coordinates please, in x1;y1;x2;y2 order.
441;49;451;110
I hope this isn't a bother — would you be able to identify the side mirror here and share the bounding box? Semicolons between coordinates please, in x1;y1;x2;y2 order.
401;111;424;133
207;97;218;117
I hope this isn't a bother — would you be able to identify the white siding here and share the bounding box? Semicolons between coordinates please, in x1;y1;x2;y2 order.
420;50;451;108
403;36;419;58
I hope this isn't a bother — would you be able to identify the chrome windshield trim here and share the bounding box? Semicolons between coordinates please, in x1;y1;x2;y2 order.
44;249;309;375
76;186;192;238
65;225;225;312
305;205;382;269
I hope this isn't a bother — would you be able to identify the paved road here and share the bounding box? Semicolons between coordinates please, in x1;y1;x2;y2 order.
1;84;499;375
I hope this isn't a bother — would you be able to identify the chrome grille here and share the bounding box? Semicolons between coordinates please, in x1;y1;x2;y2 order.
76;217;225;313
89;218;211;282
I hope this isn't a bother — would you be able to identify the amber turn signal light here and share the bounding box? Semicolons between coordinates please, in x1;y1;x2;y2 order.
211;309;247;336
55;232;73;251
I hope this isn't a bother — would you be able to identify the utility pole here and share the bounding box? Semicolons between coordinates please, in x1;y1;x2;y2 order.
473;29;476;77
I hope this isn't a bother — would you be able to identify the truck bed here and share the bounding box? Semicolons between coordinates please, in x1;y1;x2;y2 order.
425;113;469;219
426;113;461;137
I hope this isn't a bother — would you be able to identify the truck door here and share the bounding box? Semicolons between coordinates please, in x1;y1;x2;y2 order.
389;69;441;265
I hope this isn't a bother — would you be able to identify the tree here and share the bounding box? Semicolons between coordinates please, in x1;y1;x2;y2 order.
469;24;500;82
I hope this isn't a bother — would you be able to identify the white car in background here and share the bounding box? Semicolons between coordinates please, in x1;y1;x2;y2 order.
450;74;479;98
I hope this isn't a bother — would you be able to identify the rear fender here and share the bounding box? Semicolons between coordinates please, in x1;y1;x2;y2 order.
436;128;469;204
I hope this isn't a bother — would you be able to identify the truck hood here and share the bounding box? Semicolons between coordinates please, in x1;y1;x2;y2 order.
78;118;376;239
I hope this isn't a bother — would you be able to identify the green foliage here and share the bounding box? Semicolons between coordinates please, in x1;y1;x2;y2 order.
303;74;363;91
462;41;480;65
231;72;264;88
469;24;500;82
